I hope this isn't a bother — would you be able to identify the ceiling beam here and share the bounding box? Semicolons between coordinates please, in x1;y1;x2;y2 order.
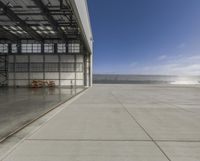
32;0;68;41
0;1;43;42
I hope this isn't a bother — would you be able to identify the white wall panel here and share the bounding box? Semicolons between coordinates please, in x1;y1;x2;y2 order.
8;73;14;79
8;80;14;86
45;73;59;79
60;73;75;79
16;55;28;62
45;55;58;62
16;73;28;79
8;56;14;63
30;73;43;79
15;80;29;86
60;80;73;86
76;73;83;79
77;55;83;62
76;80;84;86
60;80;84;86
60;55;74;62
30;55;43;62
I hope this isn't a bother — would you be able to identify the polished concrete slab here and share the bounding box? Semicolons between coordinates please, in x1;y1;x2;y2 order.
0;87;84;141
1;84;200;161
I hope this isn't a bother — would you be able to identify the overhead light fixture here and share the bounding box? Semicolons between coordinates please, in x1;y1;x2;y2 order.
43;31;49;34
31;26;37;30
39;26;45;30
10;26;17;30
46;26;52;30
36;31;42;34
3;26;9;30
10;31;17;34
61;27;65;30
17;31;23;34
50;31;56;34
17;26;23;30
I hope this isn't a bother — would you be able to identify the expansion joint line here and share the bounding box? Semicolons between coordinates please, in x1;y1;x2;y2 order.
149;94;198;115
110;92;172;161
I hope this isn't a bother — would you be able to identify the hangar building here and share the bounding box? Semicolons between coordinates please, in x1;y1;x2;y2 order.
0;0;93;87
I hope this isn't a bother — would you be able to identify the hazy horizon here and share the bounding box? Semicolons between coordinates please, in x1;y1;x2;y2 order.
93;74;200;77
93;74;200;85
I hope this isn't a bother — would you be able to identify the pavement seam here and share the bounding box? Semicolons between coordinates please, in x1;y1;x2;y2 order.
25;139;200;142
151;92;200;115
26;139;152;142
110;92;172;161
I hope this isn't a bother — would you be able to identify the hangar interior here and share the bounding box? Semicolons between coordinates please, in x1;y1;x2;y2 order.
0;0;92;88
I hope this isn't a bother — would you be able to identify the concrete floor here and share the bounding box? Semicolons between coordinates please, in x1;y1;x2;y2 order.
1;84;200;161
0;87;84;141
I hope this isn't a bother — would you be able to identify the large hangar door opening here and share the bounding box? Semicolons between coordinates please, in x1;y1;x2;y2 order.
0;0;93;88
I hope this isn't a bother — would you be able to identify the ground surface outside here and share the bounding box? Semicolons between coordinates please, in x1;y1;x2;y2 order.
1;84;200;161
0;87;84;141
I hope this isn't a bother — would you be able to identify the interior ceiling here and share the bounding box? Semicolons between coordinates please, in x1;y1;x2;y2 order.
0;0;80;41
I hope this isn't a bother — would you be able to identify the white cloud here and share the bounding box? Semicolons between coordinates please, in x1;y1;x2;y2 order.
188;55;200;60
132;54;200;75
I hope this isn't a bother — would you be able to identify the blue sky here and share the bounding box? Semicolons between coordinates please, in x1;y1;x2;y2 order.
88;0;200;75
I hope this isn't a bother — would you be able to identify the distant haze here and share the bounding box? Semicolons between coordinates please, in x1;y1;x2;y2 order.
93;74;200;85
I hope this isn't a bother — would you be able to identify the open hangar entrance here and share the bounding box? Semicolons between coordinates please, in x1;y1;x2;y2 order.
0;0;92;88
0;0;93;142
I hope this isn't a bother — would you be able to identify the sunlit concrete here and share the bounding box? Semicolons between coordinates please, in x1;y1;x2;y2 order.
29;105;150;140
2;84;200;161
0;87;84;141
3;141;169;161
157;142;200;161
